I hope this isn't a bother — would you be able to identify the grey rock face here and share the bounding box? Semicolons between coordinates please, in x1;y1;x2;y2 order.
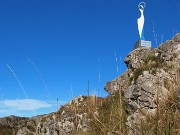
104;71;130;94
124;47;156;70
124;71;170;114
105;33;180;135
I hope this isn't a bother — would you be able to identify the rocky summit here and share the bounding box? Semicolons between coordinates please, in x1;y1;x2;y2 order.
1;33;180;135
105;33;180;134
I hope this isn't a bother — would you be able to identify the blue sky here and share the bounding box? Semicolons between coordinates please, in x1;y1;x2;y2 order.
0;0;179;117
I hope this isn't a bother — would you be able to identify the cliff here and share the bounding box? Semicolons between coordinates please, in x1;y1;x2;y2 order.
0;33;180;135
105;33;180;134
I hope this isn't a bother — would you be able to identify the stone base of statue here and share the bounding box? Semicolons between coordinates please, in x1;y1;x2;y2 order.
134;40;152;49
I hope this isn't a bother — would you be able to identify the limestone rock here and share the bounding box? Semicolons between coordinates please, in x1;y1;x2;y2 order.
106;33;180;135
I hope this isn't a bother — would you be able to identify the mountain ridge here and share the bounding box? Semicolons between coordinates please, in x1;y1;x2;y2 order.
0;33;180;135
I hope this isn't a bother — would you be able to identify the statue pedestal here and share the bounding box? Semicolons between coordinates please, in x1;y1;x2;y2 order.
134;40;152;49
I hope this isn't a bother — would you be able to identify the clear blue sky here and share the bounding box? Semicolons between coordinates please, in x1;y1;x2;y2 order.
0;0;179;117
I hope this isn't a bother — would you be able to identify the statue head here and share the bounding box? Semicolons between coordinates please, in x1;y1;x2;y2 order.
138;2;146;11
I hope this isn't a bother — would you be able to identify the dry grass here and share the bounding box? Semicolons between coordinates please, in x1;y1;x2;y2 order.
137;91;180;135
88;92;128;135
85;92;179;135
87;81;180;135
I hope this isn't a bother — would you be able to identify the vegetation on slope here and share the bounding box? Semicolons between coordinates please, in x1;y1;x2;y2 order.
0;124;13;135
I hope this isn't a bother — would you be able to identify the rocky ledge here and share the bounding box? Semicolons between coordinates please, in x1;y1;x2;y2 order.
105;33;180;134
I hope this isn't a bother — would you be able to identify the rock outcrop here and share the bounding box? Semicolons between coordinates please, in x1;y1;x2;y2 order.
0;96;103;135
35;96;92;135
105;33;180;135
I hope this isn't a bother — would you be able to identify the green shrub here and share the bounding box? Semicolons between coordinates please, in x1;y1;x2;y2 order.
144;55;157;64
0;124;13;135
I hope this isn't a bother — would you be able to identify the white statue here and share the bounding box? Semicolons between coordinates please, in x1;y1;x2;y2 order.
137;2;146;40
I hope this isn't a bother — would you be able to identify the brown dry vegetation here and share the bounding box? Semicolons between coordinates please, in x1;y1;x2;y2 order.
86;91;180;135
86;92;128;135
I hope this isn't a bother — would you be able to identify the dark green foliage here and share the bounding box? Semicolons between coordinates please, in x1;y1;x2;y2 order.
133;67;144;82
27;125;36;132
144;54;158;64
0;124;13;135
